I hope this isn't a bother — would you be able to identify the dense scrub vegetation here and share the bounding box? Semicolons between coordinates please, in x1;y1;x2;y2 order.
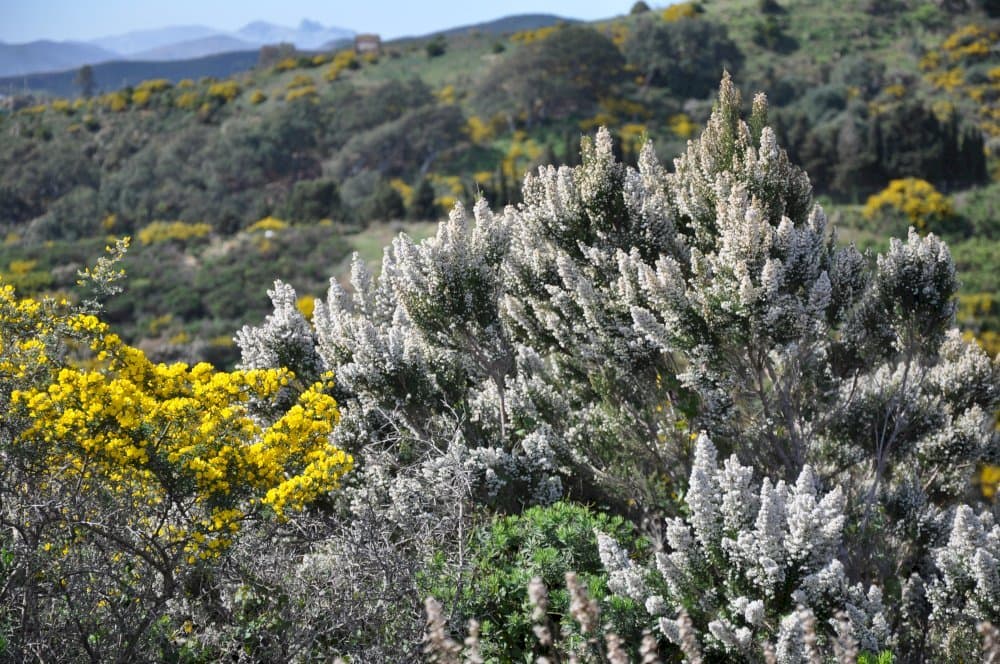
1;2;999;658
0;0;997;363
2;70;998;661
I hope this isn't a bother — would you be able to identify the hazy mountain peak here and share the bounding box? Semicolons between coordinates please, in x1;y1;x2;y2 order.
89;25;220;56
235;19;353;50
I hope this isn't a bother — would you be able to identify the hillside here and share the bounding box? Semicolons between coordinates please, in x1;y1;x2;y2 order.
2;4;1000;661
0;0;997;367
0;49;263;98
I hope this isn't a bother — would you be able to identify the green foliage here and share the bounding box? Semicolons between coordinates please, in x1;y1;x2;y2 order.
624;15;743;97
752;14;798;52
421;502;648;661
283;178;343;223
408;178;439;220
362;179;406;222
426;35;447;58
476;25;625;126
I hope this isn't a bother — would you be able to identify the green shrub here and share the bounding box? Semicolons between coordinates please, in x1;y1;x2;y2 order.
422;502;649;661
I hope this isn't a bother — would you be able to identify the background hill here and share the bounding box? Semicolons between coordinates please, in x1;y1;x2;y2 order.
129;35;258;61
0;40;118;77
0;50;263;98
0;0;997;367
88;25;223;56
0;20;355;79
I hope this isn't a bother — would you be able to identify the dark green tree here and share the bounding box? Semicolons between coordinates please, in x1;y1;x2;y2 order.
74;65;95;98
624;16;743;97
363;179;405;222
425;35;447;58
408;178;438;220
475;25;625;127
284;179;343;222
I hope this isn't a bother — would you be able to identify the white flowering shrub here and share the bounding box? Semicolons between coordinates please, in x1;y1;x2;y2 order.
599;434;891;659
923;505;1000;657
237;74;1000;660
621;74;999;597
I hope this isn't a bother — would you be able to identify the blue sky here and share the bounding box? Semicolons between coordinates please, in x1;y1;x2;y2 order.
0;1;640;43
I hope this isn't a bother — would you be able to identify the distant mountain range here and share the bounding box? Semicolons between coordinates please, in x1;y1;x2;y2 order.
0;20;354;78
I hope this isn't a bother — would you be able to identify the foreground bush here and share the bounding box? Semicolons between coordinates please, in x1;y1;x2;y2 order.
0;259;352;661
244;74;998;660
421;502;648;661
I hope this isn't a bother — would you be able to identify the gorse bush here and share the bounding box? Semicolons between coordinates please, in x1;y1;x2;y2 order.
0;251;353;661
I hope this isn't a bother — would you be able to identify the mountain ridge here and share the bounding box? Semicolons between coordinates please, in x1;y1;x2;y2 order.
0;40;119;77
1;19;355;78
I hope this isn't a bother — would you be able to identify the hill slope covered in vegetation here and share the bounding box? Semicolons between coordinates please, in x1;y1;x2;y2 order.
0;0;997;367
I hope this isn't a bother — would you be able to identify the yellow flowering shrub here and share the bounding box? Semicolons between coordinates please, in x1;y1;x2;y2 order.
3;274;352;566
249;89;268;104
136;78;172;93
921;25;1000;140
324;50;359;81
50;99;72;114
132;88;152;107
175;91;201;110
619;122;648;155
296;294;316;319
499;132;543;180
207;81;241;102
941;24;996;62
137;220;212;245
926;67;965;92
511;25;559;44
246;216;289;233
863;178;954;232
662;1;698;22
100;91;129;112
1;272;353;656
285;85;318;101
436;85;456;105
981;465;1000;500
669;113;698;139
390;178;414;206
287;74;315;89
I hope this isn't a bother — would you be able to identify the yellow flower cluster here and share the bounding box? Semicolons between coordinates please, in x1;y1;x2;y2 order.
941;24;996;62
246;216;289;233
922;26;1000;137
137;220;212;245
324;50;359;81
136;78;172;94
863;178;954;233
511;25;559;44
661;2;698;22
285;86;318;102
5;283;352;564
207;81;241;102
